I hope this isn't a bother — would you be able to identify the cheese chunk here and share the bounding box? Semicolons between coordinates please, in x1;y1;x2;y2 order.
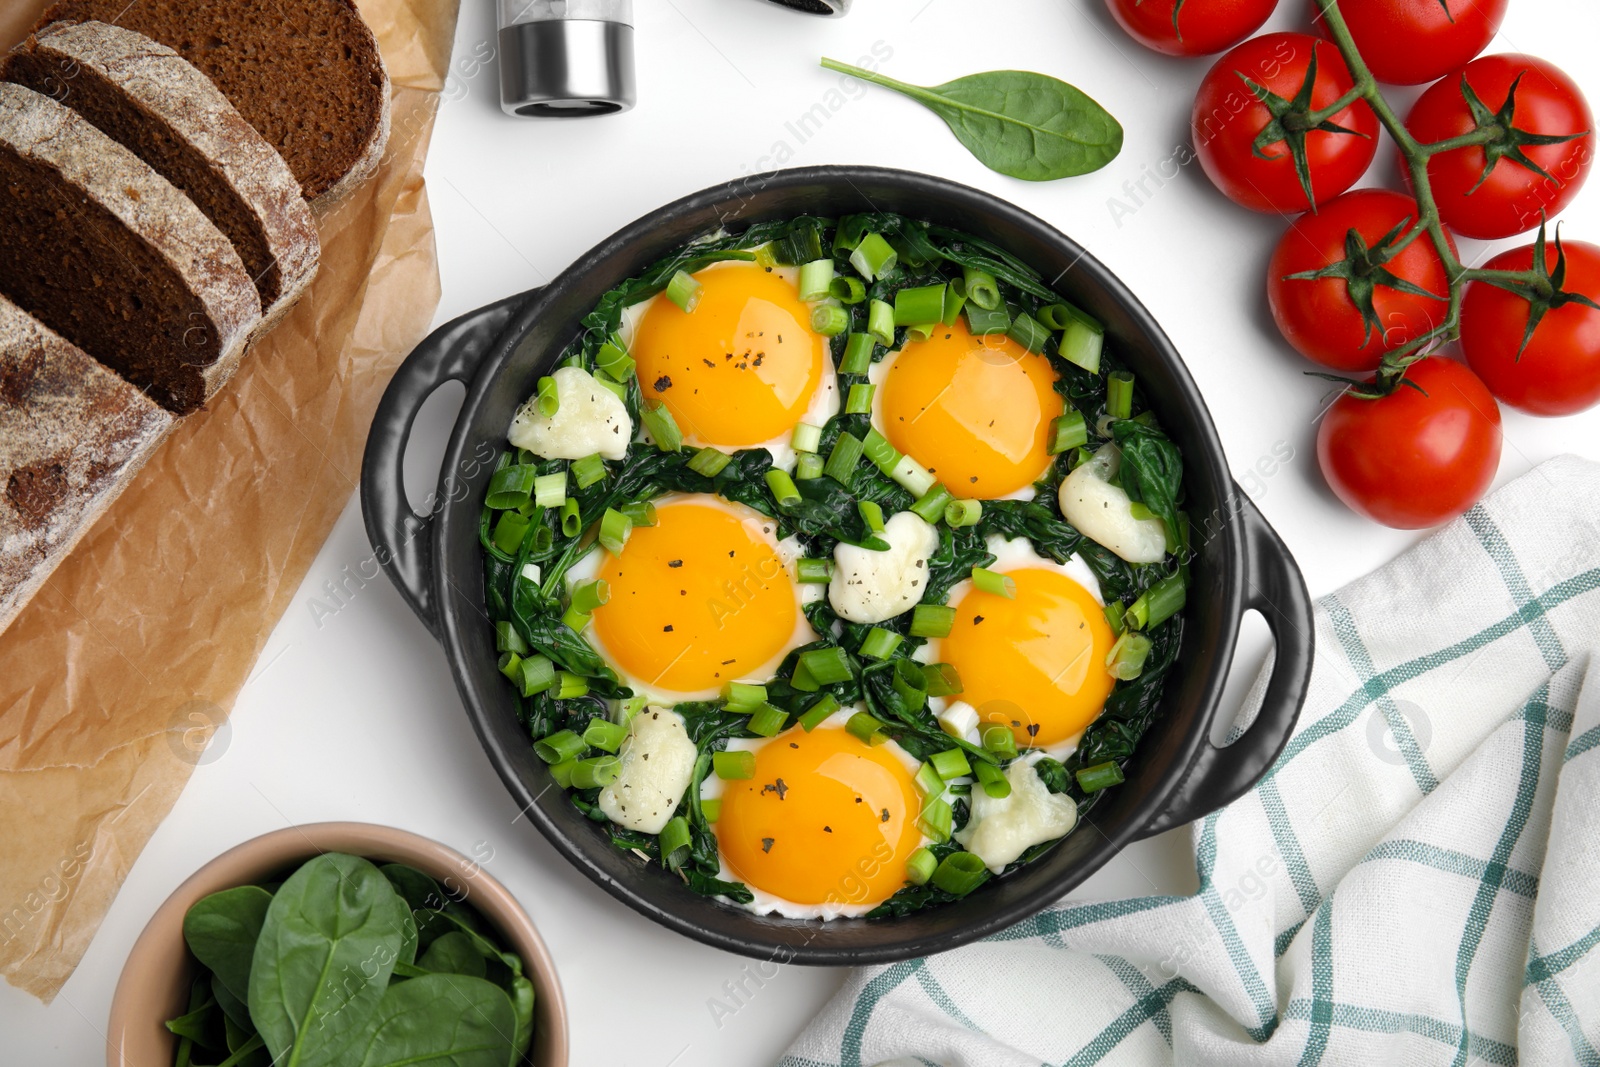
828;510;940;624
508;366;632;461
955;760;1078;873
1057;445;1167;564
598;706;696;834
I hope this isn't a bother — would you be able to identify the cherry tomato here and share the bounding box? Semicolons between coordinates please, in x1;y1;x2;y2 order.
1404;54;1595;241
1106;0;1278;57
1462;239;1600;416
1311;0;1506;86
1317;357;1502;529
1192;33;1379;215
1269;189;1458;373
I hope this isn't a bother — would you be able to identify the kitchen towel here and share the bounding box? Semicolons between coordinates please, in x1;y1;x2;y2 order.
783;454;1600;1066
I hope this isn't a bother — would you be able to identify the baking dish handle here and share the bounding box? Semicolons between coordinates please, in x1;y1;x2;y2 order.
1139;491;1314;837
361;289;539;637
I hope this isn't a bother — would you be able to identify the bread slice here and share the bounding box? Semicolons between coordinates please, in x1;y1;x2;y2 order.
0;82;261;415
2;21;320;327
0;293;173;635
35;0;391;204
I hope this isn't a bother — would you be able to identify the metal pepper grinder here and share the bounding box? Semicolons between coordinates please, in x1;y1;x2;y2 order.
761;0;851;14
497;0;636;116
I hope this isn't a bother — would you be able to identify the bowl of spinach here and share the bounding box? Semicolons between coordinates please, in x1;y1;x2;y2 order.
106;823;567;1067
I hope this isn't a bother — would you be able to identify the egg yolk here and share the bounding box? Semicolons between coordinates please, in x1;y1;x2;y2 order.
878;320;1062;500
591;498;800;696
630;262;825;448
939;568;1115;747
716;728;923;908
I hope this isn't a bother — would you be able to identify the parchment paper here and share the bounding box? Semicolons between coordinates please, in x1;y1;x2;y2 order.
0;0;460;1001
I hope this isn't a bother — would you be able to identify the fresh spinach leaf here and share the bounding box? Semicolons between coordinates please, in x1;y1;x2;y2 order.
1111;420;1184;539
416;931;488;979
183;885;272;1009
351;974;516;1067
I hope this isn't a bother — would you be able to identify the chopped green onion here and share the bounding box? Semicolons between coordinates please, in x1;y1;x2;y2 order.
713;749;756;780
666;269;703;312
849;232;897;281
930;748;972;780
972;567;1016;598
535;375;560;417
595;337;634;381
640;398;683;452
830;276;866;304
796;557;834;585
599;507;632;554
791;423;823;454
867;298;895;346
746;703;788;737
560;605;590;632
569;755;620;789
765;468;801;507
795;453;825;480
944;498;982;527
621;500;656;527
859;627;902;660
798;693;840;731
533;471;567;508
1128;502;1158;522
593;375;626;403
846;382;875;414
911;484;954;524
754;243;778;269
519;654;557;696
495;620;529;655
964;302;1010;335
659;815;692;868
799;646;853;685
923;662;963;697
798;258;835;301
862;428;901;473
1048;409;1088;455
571;453;606;489
917;797;953;842
1035;303;1080;331
906;847;937;886
890;455;936;498
492;511;530;555
619;694;648;724
975;760;1011;799
583;718;628;753
1007;310;1051;354
904;322;939;343
701;797;722;822
910;604;957;638
961;266;1001;310
1076;760;1126;794
930;851;989;894
723;681;768;711
811;303;849;336
1107;371;1135;421
1104;600;1126;636
941;280;968;326
560;498;581;537
840;332;875;374
789;658;819;692
892;657;927;712
1059;315;1104;374
914;760;944;798
571;578;610;613
534;729;587;765
1128;572;1187;631
486;464;537;510
981;723;1018;759
688;446;732;477
856;500;885;535
548;759;576;789
893;284;946;326
498;650;523;684
1106;631;1153;680
824;431;864;485
846;711;889;746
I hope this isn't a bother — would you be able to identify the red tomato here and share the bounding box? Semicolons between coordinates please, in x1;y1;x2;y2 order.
1462;239;1600;416
1192;33;1379;214
1404;54;1595;241
1268;189;1458;372
1106;0;1278;57
1317;358;1502;529
1311;0;1506;86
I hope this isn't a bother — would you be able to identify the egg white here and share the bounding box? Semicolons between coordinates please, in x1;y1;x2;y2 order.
564;493;822;705
700;706;932;920
866;343;1049;503
915;535;1105;761
619;263;839;471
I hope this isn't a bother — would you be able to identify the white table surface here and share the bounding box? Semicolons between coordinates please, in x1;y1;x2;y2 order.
6;1;1600;1063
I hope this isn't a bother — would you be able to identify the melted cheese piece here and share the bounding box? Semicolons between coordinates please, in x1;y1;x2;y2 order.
597;706;696;833
508;366;632;461
955;760;1078;872
827;510;940;624
1057;445;1167;564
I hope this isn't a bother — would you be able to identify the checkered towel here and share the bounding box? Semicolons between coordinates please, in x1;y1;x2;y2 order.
783;455;1600;1067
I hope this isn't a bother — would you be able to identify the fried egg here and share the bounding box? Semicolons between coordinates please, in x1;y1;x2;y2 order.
704;713;928;919
868;318;1062;501
566;494;819;702
920;536;1113;755
622;261;838;468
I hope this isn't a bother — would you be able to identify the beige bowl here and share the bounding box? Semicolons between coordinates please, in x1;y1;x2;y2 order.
107;822;569;1067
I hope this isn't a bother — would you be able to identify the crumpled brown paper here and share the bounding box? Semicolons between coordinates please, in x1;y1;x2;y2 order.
0;0;460;1001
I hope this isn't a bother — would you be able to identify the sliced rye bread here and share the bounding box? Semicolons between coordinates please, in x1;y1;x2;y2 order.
2;21;319;328
36;0;391;204
0;293;173;635
0;82;261;415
